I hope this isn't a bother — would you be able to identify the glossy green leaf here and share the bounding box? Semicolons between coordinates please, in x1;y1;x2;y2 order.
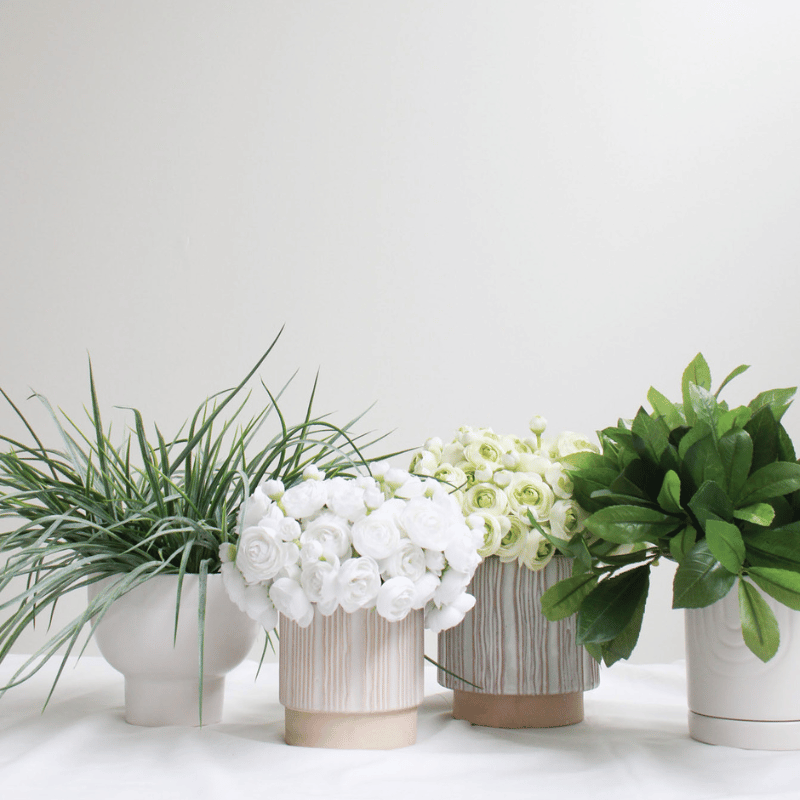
714;364;750;398
600;585;648;667
748;387;797;423
682;353;712;424
739;461;800;506
715;406;752;439
577;566;650;645
743;523;800;572
673;540;737;608
682;434;726;493
631;407;671;462
717;428;753;501
777;423;797;463
669;524;697;563
733;503;775;527
745;407;779;473
678;422;713;460
688;383;721;434
688;481;733;528
657;470;683;514
584;505;682;545
540;573;598;621
748;567;800;611
706;519;745;574
647;386;684;429
738;579;780;662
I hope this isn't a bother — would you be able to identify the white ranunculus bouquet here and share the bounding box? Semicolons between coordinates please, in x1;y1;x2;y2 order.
410;419;598;572
220;468;483;633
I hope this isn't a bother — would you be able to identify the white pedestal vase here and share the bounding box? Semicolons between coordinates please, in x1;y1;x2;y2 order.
438;556;600;728
88;574;258;726
279;607;424;749
686;589;800;750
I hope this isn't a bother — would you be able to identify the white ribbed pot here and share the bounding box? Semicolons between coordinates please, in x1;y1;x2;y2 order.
88;574;258;726
438;556;599;728
279;606;424;749
686;589;800;749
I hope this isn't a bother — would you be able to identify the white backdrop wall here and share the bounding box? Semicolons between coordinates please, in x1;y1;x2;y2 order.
2;1;800;668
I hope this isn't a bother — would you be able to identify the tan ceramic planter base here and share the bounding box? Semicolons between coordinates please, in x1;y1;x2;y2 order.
452;689;584;728
284;707;418;749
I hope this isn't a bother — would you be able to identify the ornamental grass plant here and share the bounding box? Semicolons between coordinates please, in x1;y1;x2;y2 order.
0;330;392;705
541;354;800;666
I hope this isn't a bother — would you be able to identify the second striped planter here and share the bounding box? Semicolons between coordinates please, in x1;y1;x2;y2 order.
438;556;599;728
279;606;424;749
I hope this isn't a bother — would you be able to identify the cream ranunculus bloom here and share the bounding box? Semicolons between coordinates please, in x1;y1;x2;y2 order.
552;431;600;459
269;577;314;627
351;507;402;560
409;449;439;477
300;557;340;616
518;530;556;572
495;515;529;563
463;436;505;471
400;497;456;552
549;499;589;541
506;473;554;521
325;477;367;521
382;539;427;582
432;463;468;490
545;462;574;499
463;482;509;516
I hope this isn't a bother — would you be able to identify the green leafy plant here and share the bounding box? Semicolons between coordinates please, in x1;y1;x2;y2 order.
539;354;800;665
0;330;393;706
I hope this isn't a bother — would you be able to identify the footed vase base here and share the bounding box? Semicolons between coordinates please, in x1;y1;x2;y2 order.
689;711;800;750
124;677;224;727
452;689;584;728
284;707;418;749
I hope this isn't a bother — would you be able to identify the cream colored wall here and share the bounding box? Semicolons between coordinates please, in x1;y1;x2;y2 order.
3;1;800;667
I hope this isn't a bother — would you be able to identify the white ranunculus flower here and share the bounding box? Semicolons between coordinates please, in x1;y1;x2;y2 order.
552;431;600;459
384;467;410;488
371;461;390;479
411;572;440;608
262;479;285;500
474;467;493;483
300;557;340;616
463;436;504;470
376;576;416;622
239;485;271;529
463;483;509;516
382;539;428;582
549;499;589;541
270;577;314;627
545;463;574;499
351;509;402;560
432;463;468;490
300;512;352;560
336;556;381;613
444;525;482;574
424;437;443;455
220;562;279;630
434;568;472;607
423;547;446;574
425;592;476;633
302;464;324;481
506;473;554;521
235;524;295;584
400;497;456;552
325;477;367;521
280;479;328;518
279;517;302;542
470;512;503;558
394;475;427;499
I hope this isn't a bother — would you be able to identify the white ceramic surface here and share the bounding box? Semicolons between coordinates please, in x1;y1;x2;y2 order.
279;606;424;748
438;556;600;695
686;588;800;749
88;573;258;726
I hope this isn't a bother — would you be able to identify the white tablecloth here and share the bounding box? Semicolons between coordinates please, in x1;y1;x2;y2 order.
1;655;798;800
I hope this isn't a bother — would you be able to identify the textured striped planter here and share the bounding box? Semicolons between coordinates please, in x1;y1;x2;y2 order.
438;556;599;728
279;606;424;749
686;590;800;750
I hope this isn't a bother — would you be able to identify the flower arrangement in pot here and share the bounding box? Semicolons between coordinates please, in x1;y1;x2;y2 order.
0;331;389;726
222;463;483;749
542;354;800;749
410;420;601;729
